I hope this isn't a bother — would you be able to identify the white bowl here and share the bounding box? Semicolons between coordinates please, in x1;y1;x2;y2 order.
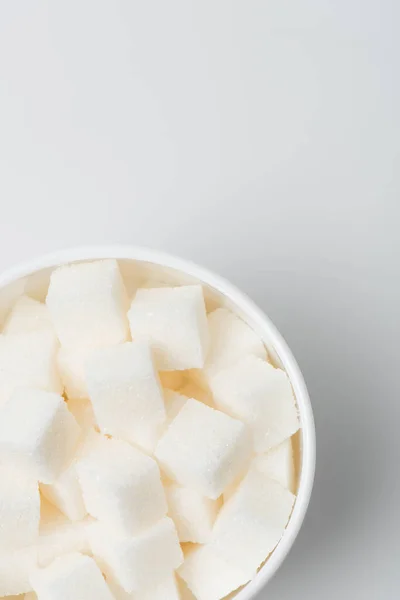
0;245;316;599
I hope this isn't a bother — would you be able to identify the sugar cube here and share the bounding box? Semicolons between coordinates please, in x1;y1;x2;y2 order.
210;468;296;576
253;438;296;492
210;355;300;452
165;483;221;543
0;466;40;550
0;388;81;483
155;399;251;499
30;552;114;600
37;499;90;567
3;295;54;335
159;370;185;390
46;259;129;350
204;308;267;379
57;347;90;401
77;435;167;535
88;517;183;593
86;342;166;452
178;544;251;600
0;547;37;596
0;330;62;406
128;286;209;370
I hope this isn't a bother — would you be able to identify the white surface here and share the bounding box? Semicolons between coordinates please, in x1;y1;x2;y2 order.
0;1;398;598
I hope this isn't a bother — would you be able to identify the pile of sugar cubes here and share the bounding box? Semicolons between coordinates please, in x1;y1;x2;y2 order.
0;259;300;600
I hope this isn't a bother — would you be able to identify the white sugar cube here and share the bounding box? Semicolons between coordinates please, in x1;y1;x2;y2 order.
108;575;182;600
0;331;62;406
57;347;90;401
205;308;267;379
3;295;54;335
46;259;129;350
178;544;250;600
128;286;209;370
159;370;185;390
155;399;251;499
37;500;90;567
253;438;296;492
0;547;37;596
210;355;300;453
86;342;166;452
210;468;296;575
30;552;114;600
165;483;220;543
0;466;40;550
0;388;81;483
77;435;167;535
88;517;183;593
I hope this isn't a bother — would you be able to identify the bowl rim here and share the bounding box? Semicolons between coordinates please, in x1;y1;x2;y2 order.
0;245;316;599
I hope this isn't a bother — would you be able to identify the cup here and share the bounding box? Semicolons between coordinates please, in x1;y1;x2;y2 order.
0;245;316;599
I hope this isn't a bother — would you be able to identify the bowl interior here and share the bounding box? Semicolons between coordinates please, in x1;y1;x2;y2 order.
0;251;314;600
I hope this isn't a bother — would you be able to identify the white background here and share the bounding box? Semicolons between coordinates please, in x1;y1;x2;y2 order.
0;1;399;598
